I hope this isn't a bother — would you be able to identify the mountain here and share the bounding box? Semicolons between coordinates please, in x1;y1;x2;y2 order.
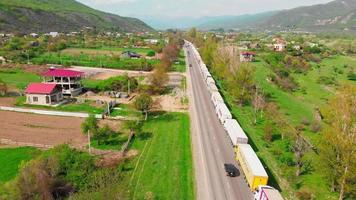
256;0;356;32
174;0;356;32
0;0;153;33
197;12;278;31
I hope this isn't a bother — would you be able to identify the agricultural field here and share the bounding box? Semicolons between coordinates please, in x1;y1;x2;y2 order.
0;110;86;147
122;112;194;199
61;47;154;56
32;53;159;71
0;68;41;90
172;50;187;72
0;147;41;183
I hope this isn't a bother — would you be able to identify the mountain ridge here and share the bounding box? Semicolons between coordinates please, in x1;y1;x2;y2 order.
0;0;153;33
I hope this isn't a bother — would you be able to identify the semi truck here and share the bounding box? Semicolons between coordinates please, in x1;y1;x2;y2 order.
235;144;268;191
254;185;284;200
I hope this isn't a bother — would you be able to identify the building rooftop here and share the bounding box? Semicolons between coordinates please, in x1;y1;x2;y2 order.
25;83;58;94
43;68;83;78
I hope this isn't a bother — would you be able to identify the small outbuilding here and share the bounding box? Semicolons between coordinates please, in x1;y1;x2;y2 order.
240;51;256;62
25;83;63;106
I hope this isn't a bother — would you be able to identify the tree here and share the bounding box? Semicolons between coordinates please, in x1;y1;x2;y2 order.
124;120;143;137
149;64;169;94
229;64;255;105
252;88;266;124
320;85;356;200
81;114;99;138
0;78;7;96
292;131;309;177
134;93;153;120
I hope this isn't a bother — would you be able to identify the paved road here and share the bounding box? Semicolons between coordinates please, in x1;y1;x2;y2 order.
185;45;253;200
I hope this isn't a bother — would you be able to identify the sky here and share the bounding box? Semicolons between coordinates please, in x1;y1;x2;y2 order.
77;0;334;19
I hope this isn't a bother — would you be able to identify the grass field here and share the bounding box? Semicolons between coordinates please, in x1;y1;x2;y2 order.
0;147;41;183
122;112;194;199
110;104;141;118
61;47;154;56
213;54;356;199
172;50;187;72
32;53;159;71
0;69;41;90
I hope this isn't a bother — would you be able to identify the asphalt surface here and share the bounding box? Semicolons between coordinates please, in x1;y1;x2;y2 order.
185;45;253;200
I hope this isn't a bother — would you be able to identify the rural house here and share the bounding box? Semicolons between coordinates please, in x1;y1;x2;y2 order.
240;51;256;62
273;38;287;52
25;83;63;106
121;51;141;59
42;68;84;97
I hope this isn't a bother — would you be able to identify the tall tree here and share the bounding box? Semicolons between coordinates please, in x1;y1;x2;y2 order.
134;93;153;120
320;85;356;200
149;64;169;94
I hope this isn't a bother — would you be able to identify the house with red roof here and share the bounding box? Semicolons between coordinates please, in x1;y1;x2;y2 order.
25;83;63;106
240;51;256;62
42;68;84;97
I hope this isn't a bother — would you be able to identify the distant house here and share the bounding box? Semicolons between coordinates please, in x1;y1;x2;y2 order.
47;32;59;38
25;83;63;106
29;33;39;38
144;39;159;45
42;68;84;97
240;51;256;62
121;51;141;59
273;38;287;52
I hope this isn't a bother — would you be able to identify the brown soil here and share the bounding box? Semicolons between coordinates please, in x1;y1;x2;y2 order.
0;97;16;106
0;111;87;148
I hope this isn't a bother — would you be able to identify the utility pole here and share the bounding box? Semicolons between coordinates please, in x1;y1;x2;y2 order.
88;130;91;155
128;79;131;95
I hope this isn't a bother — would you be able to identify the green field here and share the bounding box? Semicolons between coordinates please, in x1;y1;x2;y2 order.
110;104;141;118
172;50;187;72
32;53;159;71
0;69;41;90
122;112;194;199
0;147;41;183
61;47;154;56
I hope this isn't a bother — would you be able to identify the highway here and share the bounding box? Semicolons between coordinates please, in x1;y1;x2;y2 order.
185;45;253;200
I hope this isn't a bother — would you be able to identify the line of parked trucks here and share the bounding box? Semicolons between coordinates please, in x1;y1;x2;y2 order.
185;41;284;200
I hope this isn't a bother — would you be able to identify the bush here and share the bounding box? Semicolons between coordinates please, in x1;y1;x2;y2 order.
296;188;314;200
317;76;337;86
146;50;156;57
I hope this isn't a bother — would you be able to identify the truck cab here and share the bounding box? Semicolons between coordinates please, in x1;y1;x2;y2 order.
254;185;284;200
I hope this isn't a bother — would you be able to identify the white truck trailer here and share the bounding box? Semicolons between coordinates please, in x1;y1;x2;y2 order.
223;119;248;145
216;103;232;124
254;185;284;200
211;92;224;107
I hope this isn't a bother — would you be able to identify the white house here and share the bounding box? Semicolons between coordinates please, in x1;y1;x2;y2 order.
25;83;63;106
